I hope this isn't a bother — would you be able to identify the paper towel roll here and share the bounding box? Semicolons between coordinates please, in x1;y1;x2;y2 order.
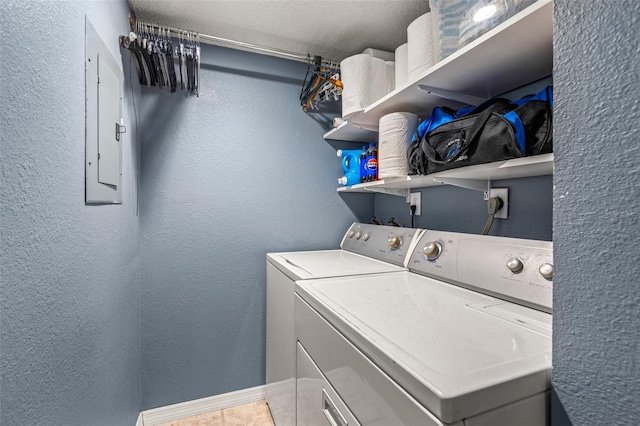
340;54;390;119
386;61;396;93
395;43;409;89
378;112;419;178
362;48;395;62
407;12;436;82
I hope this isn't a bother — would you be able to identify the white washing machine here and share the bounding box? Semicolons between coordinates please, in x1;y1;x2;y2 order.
295;230;553;426
266;223;424;426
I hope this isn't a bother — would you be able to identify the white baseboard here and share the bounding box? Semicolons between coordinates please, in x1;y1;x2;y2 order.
141;385;267;426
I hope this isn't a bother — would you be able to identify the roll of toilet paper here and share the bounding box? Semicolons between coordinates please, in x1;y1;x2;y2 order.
395;43;409;89
378;112;419;178
386;61;396;93
362;48;395;62
407;12;436;82
340;54;390;119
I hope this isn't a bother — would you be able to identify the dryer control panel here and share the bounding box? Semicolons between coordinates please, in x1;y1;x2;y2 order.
341;223;423;267
408;230;553;312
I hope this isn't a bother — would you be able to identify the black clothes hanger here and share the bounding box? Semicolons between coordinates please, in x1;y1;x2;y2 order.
299;55;341;111
120;21;198;95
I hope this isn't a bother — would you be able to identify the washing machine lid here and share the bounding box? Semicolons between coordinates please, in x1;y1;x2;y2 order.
267;250;405;281
295;271;552;424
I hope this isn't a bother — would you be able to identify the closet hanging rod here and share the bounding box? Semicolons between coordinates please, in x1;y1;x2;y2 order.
129;17;339;67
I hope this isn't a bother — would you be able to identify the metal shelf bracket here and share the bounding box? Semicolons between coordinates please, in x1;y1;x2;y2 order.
417;85;489;106
432;177;492;199
363;186;410;199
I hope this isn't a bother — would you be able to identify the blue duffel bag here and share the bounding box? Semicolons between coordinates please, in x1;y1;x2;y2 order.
408;86;553;175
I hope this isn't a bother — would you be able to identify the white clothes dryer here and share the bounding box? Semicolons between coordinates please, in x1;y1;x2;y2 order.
266;223;424;426
295;230;553;426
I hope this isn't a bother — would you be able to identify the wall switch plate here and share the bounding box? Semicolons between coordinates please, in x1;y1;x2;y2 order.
489;188;508;219
409;192;422;216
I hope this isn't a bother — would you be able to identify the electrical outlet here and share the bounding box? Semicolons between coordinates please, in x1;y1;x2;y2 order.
409;192;422;216
489;188;508;219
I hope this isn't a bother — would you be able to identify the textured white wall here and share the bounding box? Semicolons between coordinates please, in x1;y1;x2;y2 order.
128;0;430;61
0;1;141;424
553;0;640;424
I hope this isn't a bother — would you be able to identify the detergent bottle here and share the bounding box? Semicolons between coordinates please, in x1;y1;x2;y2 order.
337;149;362;186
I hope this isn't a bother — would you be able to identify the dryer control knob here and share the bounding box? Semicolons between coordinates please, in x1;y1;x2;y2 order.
362;233;370;241
539;263;554;280
507;258;524;273
355;232;362;240
423;242;442;260
348;231;355;238
388;235;401;249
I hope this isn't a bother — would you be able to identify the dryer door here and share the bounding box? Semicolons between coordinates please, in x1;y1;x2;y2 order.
297;342;360;426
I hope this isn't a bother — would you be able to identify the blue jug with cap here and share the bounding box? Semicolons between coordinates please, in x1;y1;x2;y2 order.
337;149;362;186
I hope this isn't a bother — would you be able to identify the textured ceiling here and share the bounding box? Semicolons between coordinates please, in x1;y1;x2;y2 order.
127;0;430;62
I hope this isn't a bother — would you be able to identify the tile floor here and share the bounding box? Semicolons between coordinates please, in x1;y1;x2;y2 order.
157;400;275;426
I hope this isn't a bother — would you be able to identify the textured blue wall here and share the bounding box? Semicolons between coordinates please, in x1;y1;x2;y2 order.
11;2;635;422
139;44;373;409
374;77;554;241
553;0;640;424
0;1;141;425
375;176;552;240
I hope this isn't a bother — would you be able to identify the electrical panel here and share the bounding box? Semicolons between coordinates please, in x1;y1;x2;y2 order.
85;17;123;204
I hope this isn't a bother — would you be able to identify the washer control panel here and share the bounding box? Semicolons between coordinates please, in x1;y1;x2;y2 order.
408;230;553;312
341;223;422;267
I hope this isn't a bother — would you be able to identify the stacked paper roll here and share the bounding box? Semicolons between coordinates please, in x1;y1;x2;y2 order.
407;12;436;82
386;61;396;93
394;43;409;89
362;48;395;62
340;54;390;119
378;112;419;178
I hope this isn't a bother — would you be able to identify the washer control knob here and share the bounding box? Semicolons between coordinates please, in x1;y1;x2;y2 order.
388;235;401;249
423;242;442;260
362;233;370;241
539;263;554;280
348;231;355;238
355;232;362;240
507;258;524;273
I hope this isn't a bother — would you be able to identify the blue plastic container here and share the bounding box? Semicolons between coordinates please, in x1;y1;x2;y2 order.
337;149;362;186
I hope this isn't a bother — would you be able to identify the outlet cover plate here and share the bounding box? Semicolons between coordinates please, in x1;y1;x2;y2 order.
410;192;422;216
489;188;508;219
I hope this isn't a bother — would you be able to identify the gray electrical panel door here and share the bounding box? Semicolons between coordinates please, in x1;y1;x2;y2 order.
97;53;121;187
85;17;123;204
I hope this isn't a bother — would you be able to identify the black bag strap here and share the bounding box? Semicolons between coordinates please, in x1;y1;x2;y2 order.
465;107;497;147
459;97;510;117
